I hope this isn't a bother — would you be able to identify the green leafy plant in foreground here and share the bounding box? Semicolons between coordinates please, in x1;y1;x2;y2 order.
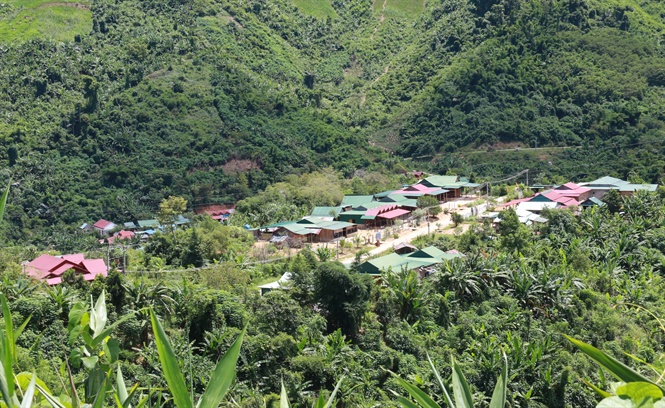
392;353;508;407
149;309;245;408
566;335;665;407
279;376;344;408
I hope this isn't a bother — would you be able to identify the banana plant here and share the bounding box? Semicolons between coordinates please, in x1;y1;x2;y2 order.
149;308;245;408
566;335;665;407
279;376;344;408
0;293;68;407
392;353;508;408
66;290;143;407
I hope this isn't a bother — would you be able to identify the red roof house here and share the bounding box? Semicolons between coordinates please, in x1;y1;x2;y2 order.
93;219;117;235
103;230;135;244
24;254;107;285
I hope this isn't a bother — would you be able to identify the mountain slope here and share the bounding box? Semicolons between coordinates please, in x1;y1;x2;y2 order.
0;0;664;243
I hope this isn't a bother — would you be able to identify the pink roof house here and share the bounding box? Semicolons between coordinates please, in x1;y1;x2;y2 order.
103;230;135;244
93;219;116;236
24;253;108;285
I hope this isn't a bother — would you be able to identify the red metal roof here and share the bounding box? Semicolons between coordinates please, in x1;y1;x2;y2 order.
82;259;107;275
25;254;107;285
365;204;398;217
377;209;410;219
47;277;62;286
63;253;85;264
93;219;114;229
106;230;135;244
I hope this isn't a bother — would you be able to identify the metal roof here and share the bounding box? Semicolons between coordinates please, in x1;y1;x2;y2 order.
311;206;342;217
341;195;375;206
138;219;160;228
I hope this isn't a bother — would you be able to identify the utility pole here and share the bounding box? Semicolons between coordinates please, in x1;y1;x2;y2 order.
526;169;529;186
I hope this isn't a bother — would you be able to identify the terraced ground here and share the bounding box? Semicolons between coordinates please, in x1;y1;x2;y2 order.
0;0;91;42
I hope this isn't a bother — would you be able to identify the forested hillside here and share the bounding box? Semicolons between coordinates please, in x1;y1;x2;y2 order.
1;0;665;243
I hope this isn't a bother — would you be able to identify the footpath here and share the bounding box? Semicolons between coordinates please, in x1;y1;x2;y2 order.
339;198;492;265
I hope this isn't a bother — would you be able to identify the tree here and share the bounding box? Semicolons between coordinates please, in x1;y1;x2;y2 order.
603;189;623;214
313;262;372;338
158;196;187;229
181;228;204;268
417;195;439;210
451;212;464;227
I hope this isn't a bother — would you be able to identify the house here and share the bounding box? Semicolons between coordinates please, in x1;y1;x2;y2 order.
258;272;292;296
194;204;236;222
103;230;135;244
137;219;160;229
391;184;449;202
417;175;480;200
579;176;658;199
310;206;343;221
174;214;190;226
92;219;116;236
393;242;418;255
358;246;463;277
338;201;387;224
361;204;411;228
580;197;606;208
24;254;107;285
261;218;358;243
123;222;139;230
340;195;375;209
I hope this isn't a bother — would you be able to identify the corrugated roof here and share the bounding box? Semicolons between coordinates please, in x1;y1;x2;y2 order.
311;206;342;217
421;175;459;187
138;219;160;228
377;209;410;219
581;197;605;206
355;201;388;211
359;246;463;275
341;195;375;206
93;219;115;230
585;176;629;187
373;190;396;199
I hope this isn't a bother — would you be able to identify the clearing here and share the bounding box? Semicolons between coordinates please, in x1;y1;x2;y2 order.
0;0;91;42
292;0;337;19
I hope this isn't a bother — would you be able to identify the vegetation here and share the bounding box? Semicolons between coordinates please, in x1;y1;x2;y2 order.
0;0;663;244
0;191;664;406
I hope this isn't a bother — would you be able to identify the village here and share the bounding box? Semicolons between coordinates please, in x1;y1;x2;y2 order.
19;173;658;290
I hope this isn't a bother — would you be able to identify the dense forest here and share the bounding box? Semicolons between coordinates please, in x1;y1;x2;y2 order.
0;0;665;243
2;191;665;407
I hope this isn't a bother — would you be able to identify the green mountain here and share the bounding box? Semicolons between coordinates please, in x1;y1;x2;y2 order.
0;0;664;241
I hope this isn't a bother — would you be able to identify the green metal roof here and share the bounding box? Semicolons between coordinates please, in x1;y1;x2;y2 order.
398;199;418;208
585;176;628;187
422;175;459;187
280;223;314;235
341;195;375;207
409;246;448;260
581;197;605;207
373;190;396;199
358;246;462;275
138;219;160;228
339;210;366;216
311;206;342;217
355;202;387;211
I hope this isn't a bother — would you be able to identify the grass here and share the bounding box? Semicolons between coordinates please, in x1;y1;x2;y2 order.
0;0;91;42
385;0;424;19
292;0;337;19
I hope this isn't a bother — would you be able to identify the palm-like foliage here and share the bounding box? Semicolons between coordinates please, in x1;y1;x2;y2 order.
393;353;508;408
383;268;428;323
437;259;484;302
